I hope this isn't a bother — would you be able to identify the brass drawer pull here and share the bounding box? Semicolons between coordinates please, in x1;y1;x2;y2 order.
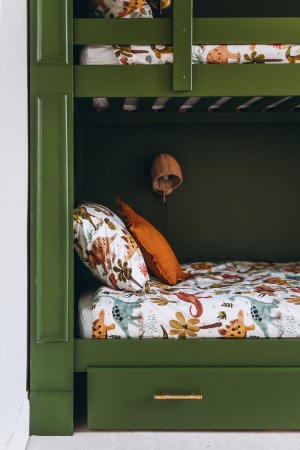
154;394;203;400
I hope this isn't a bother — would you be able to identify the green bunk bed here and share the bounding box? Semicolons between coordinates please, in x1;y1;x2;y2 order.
30;0;300;435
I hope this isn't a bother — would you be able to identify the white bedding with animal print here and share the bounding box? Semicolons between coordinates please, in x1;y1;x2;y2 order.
88;261;300;339
81;44;300;66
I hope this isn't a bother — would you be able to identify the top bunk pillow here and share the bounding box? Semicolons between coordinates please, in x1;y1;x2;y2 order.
117;199;189;285
74;201;150;292
87;0;153;18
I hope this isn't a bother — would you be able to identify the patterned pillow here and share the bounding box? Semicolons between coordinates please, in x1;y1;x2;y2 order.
74;202;150;292
87;0;153;19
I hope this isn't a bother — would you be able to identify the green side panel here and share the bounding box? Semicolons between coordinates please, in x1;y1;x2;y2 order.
35;95;69;342
36;0;68;64
173;0;192;91
75;65;300;98
30;392;73;435
30;0;74;436
75;339;300;372
87;367;300;429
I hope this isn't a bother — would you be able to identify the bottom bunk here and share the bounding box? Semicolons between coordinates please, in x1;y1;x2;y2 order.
70;103;300;431
78;261;300;340
31;96;300;435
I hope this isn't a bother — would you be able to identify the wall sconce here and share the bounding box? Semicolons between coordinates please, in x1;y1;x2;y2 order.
149;0;172;14
151;154;183;203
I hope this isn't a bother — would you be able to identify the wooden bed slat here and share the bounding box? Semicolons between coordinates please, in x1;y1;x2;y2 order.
267;96;300;112
163;97;191;112
218;97;253;112
245;97;284;112
192;97;220;112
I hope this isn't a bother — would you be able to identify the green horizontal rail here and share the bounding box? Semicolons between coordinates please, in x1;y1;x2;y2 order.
74;18;171;45
74;17;300;45
74;339;300;372
74;64;300;97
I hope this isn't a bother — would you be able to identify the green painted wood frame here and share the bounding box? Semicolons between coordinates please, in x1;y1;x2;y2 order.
74;16;300;97
30;0;74;436
30;0;300;435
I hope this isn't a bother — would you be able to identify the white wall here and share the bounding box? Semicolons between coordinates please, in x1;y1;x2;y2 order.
0;0;29;449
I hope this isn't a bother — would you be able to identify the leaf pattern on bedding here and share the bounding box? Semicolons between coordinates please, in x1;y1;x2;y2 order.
109;44;300;66
92;261;300;339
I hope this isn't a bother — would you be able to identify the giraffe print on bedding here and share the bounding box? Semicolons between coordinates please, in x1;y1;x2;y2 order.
92;261;300;339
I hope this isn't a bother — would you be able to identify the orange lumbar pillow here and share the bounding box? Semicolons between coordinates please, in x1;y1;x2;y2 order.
117;199;189;285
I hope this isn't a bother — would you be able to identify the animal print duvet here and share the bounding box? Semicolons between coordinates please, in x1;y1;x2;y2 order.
80;44;300;66
92;261;300;339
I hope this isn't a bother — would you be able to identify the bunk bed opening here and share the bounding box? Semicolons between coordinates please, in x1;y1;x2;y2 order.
73;0;300;345
73;94;300;429
73;94;300;342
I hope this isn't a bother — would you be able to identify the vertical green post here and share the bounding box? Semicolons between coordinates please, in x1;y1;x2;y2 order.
173;0;193;91
30;0;74;435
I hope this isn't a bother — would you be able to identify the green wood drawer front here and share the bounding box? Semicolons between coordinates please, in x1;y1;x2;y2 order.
88;367;300;430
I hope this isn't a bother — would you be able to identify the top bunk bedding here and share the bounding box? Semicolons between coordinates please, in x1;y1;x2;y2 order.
78;0;300;66
81;44;300;66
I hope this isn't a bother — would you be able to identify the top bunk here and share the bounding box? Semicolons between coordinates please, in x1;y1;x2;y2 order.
74;0;300;99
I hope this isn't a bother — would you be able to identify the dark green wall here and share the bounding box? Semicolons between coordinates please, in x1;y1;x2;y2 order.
74;0;300;18
77;121;300;262
192;0;300;18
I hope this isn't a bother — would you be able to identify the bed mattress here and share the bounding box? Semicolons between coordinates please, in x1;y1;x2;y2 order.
79;261;300;339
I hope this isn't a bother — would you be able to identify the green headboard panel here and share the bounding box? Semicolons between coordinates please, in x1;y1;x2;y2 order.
78;122;300;262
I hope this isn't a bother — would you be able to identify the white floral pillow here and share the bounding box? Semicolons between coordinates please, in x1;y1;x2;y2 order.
74;202;150;292
89;0;153;19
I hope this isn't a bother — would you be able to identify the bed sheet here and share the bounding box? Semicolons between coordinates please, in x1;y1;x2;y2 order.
87;261;300;339
81;44;300;66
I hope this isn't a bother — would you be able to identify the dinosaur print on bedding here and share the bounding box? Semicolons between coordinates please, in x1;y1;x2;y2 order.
92;261;300;339
74;201;150;292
